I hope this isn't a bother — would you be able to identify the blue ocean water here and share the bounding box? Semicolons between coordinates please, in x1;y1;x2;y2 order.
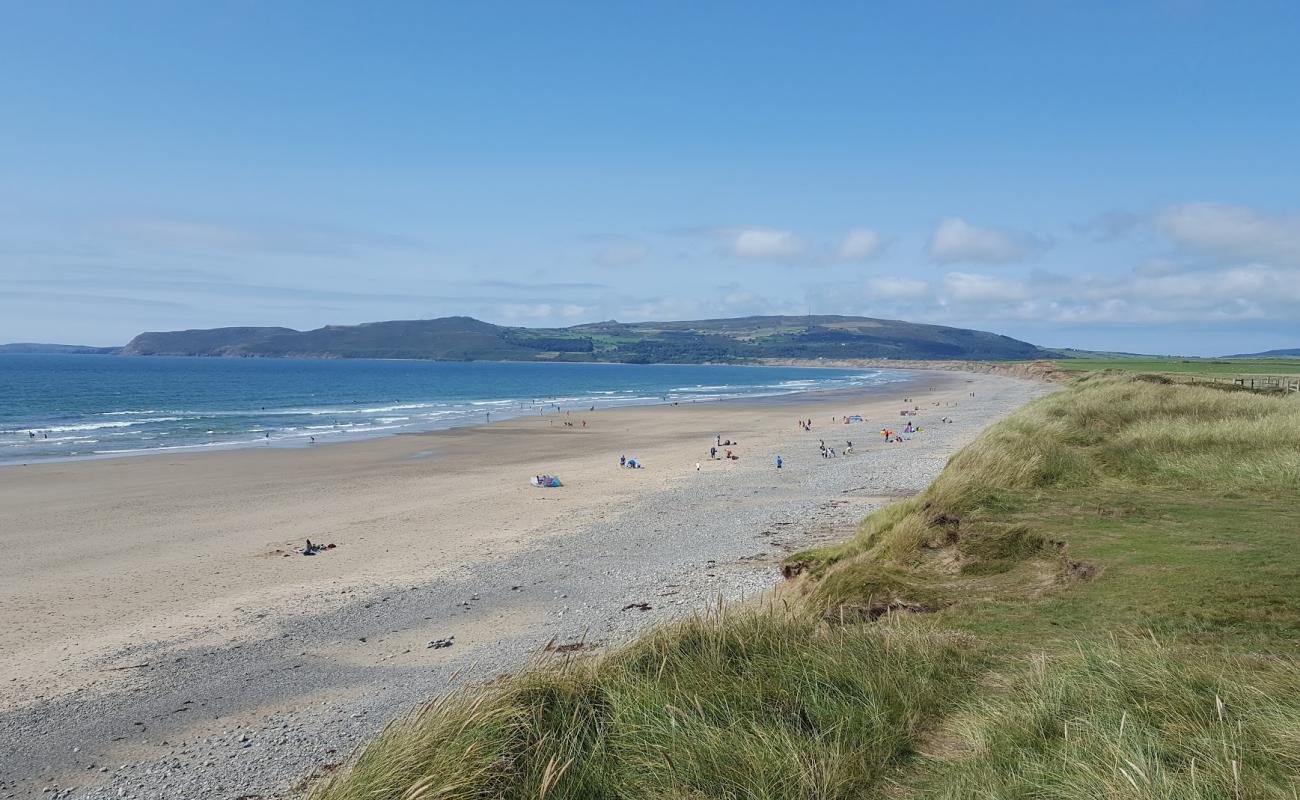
0;355;909;464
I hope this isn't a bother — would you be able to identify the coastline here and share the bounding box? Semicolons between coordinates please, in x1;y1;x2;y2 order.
0;371;1052;799
0;358;912;468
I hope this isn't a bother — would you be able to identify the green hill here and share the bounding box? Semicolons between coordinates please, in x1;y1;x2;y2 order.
118;315;1050;362
1222;347;1300;358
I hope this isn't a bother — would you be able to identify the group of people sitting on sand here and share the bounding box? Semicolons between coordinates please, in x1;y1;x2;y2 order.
709;433;741;461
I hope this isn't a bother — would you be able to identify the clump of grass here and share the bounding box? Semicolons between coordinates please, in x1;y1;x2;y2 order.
310;609;973;800
790;375;1300;611
913;638;1300;798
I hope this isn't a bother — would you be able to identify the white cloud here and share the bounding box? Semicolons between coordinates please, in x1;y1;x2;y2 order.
867;277;928;299
732;228;804;260
927;218;1044;264
913;263;1300;326
838;227;885;261
1157;202;1300;266
941;272;1032;303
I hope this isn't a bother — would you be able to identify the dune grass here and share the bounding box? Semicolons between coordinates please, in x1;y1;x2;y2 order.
909;640;1300;799
308;612;975;800
309;375;1300;799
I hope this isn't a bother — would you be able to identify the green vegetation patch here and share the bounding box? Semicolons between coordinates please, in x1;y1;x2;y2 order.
309;613;974;800
310;375;1300;798
910;640;1300;799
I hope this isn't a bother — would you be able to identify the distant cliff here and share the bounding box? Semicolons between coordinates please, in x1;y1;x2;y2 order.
116;314;1052;362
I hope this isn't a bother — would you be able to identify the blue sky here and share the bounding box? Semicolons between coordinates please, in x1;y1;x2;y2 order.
2;2;1298;355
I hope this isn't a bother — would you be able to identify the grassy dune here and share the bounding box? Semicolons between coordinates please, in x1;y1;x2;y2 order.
309;375;1300;799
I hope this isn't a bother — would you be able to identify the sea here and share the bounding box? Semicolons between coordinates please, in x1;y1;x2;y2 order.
0;355;910;464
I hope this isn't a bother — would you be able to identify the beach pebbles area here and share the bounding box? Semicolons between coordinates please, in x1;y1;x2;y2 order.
0;373;1051;800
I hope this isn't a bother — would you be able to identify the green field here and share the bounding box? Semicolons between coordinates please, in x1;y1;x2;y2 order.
310;375;1300;799
1055;357;1300;375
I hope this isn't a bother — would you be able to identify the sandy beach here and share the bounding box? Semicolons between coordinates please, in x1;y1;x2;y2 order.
0;370;1052;799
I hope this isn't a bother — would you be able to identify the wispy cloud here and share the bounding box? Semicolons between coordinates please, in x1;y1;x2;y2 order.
464;279;609;291
838;227;885;261
585;235;650;267
731;227;804;260
927;217;1048;264
495;303;591;323
1157;202;1300;266
867;276;928;299
941;272;1032;303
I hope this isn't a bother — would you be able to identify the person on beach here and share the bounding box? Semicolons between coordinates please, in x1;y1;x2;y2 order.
620;454;626;467
716;434;721;446
696;462;701;471
776;455;783;469
710;446;717;459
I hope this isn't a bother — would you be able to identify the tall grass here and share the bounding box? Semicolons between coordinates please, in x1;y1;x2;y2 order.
309;376;1300;799
914;639;1300;799
309;610;973;800
790;376;1300;610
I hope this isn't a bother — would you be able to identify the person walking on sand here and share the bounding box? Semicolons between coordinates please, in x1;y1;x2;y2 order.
710;446;717;460
716;433;721;446
620;454;626;467
776;455;783;469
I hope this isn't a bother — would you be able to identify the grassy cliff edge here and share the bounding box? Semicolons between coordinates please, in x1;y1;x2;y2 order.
309;375;1300;799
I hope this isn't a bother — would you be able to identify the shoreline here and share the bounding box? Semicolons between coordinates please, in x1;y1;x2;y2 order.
0;371;1052;799
0;361;914;469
